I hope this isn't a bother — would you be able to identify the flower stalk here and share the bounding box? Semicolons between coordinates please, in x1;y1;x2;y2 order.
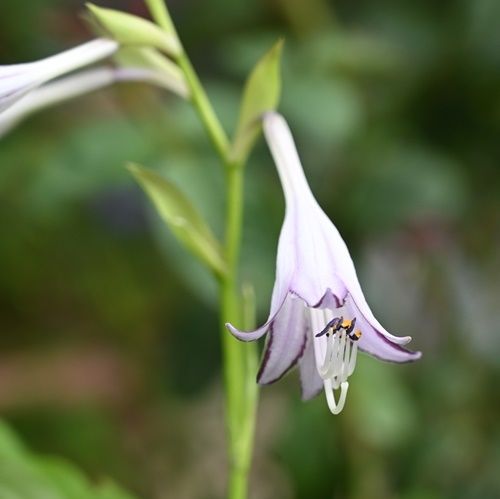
145;2;258;497
145;0;230;164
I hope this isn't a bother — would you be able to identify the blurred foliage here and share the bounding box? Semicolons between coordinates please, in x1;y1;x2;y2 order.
0;0;499;498
0;420;137;499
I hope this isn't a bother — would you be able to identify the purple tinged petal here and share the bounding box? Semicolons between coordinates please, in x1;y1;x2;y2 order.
262;112;316;207
226;274;291;342
344;275;413;346
345;294;421;362
263;111;418;352
230;112;421;408
298;334;323;400
257;295;308;384
263;114;349;307
227;195;295;342
226;321;270;342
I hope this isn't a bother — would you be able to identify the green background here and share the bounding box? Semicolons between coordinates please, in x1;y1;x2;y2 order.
0;0;499;498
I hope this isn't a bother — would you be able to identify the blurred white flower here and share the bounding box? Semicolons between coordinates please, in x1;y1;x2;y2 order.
0;65;188;138
0;38;118;113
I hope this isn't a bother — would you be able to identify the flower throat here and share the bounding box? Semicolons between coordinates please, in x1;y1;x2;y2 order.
310;309;362;414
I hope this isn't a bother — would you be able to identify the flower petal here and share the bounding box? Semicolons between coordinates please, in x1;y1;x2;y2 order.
257;294;308;384
287;207;348;307
345;294;421;362
298;333;323;400
262;112;316;206
225;280;289;341
263;112;349;307
0;38;118;114
347;282;413;346
32;38;118;85
227;206;295;341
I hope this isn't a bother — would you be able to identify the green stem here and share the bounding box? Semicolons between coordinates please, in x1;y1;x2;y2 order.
177;54;230;163
146;0;230;162
147;4;258;498
221;171;259;499
221;166;251;498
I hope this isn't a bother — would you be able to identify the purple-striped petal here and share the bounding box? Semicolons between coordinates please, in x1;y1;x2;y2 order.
226;280;289;342
226;197;295;342
345;294;421;362
298;333;323;400
257;294;308;384
228;112;422;414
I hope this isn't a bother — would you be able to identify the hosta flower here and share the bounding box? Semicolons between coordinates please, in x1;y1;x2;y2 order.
0;38;118;113
227;112;421;414
0;66;188;138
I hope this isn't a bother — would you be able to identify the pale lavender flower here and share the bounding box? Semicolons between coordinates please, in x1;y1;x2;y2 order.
0;66;188;138
227;112;421;414
0;38;118;113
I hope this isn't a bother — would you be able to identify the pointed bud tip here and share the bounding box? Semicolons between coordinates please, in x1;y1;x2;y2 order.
126;162;143;177
272;38;285;53
262;111;289;138
126;162;138;171
86;3;102;16
262;110;282;126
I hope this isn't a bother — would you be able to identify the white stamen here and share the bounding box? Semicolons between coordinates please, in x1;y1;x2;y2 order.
348;341;358;376
309;307;360;415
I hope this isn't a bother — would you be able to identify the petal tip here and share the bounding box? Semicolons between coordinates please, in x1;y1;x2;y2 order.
399;335;413;345
225;321;270;342
411;350;423;361
300;385;323;401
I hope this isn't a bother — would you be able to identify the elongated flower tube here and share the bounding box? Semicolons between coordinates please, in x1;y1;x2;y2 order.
0;38;118;113
227;112;421;414
0;66;188;138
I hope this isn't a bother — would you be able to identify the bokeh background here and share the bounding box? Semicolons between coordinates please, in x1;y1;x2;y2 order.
1;0;499;498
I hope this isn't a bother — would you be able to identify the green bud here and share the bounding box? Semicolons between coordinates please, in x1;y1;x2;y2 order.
87;4;181;57
115;47;189;97
144;0;177;35
231;39;284;164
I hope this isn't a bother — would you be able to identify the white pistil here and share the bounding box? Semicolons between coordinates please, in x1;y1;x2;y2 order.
310;307;360;415
324;379;349;415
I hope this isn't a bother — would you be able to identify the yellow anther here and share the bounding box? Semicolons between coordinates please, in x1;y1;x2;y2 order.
341;319;352;329
354;330;362;339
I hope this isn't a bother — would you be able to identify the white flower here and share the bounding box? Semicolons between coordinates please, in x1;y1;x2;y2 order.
227;112;421;414
0;38;118;113
0;65;188;138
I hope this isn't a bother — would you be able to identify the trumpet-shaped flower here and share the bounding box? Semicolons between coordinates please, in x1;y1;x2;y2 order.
227;112;421;414
0;38;118;113
0;66;188;138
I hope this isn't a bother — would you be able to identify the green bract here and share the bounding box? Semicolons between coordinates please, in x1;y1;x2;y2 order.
144;0;177;34
87;4;180;56
128;163;227;278
231;39;283;164
114;46;189;97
